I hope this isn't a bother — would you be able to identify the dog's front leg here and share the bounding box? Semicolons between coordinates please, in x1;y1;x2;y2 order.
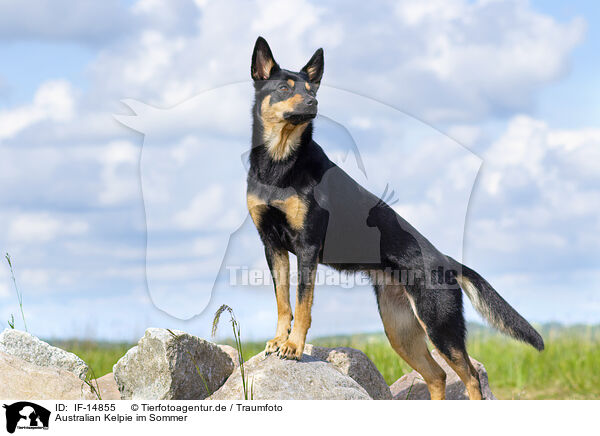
278;249;318;360
264;247;292;354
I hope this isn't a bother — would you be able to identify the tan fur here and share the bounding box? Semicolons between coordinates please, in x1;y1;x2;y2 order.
438;348;483;400
305;82;311;91
278;266;316;360
287;79;295;87
306;65;319;82
246;193;267;227
265;251;292;354
272;195;308;231
255;56;275;80
379;274;483;400
260;95;308;161
376;280;447;400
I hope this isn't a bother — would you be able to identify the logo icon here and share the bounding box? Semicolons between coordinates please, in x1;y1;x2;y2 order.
3;402;51;434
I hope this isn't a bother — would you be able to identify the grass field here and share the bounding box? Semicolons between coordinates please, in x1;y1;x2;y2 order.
52;324;600;400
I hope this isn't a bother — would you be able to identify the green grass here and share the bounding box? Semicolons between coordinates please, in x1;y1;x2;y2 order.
52;325;600;400
468;328;600;399
50;340;133;378
310;326;600;399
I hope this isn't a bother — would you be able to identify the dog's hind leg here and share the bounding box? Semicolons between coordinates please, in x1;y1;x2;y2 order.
375;281;447;400
405;285;483;400
437;347;482;400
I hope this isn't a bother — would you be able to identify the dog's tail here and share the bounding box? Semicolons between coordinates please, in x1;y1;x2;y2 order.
448;256;544;351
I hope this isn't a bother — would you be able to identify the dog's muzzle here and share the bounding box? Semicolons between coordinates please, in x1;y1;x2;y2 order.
284;111;317;124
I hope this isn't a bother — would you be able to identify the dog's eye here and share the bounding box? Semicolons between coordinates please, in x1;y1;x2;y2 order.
278;85;289;92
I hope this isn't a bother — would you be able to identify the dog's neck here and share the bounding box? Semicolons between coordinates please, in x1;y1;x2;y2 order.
261;119;308;161
251;101;313;166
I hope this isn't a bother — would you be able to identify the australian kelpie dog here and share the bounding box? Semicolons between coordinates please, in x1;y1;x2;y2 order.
246;36;543;400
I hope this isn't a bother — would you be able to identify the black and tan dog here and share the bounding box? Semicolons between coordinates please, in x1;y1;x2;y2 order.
246;37;544;400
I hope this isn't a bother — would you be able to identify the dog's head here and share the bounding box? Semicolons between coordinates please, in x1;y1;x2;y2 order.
251;36;323;126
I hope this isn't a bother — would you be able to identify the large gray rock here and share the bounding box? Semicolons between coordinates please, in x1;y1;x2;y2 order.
390;350;496;400
210;351;372;400
0;329;88;380
0;351;96;400
217;344;240;369
303;344;391;400
113;328;234;400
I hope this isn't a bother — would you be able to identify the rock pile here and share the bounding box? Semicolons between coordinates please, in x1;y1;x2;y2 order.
0;328;496;400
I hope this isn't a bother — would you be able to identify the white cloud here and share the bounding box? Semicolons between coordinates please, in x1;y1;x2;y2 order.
481;115;600;201
20;268;51;288
0;265;10;299
0;0;594;334
0;0;131;43
98;140;140;206
8;213;89;243
251;0;320;40
466;115;600;273
0;80;75;140
172;184;243;232
91;0;584;123
132;0;202;36
0;282;9;298
174;185;224;229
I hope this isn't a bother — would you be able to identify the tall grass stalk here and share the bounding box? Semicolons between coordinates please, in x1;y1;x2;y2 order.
5;253;27;332
82;365;103;400
212;304;252;400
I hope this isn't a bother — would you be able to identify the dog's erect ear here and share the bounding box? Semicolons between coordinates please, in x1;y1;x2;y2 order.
301;48;324;86
251;37;279;81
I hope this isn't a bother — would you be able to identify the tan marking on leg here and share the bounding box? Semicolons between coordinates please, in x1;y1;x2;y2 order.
272;195;308;230
260;95;308;161
246;193;267;227
377;280;446;400
279;266;316;360
265;251;292;354
402;290;433;337
399;284;480;399
438;348;483;400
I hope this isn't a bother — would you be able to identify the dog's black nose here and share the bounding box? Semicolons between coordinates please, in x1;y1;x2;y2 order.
305;97;316;106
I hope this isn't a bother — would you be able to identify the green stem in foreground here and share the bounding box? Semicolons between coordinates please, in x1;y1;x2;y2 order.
5;253;27;332
83;365;103;400
212;304;251;400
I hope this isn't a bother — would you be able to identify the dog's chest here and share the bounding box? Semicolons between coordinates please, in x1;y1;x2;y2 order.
246;190;308;232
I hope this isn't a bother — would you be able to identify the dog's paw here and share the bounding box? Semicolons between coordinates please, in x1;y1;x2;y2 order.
277;340;303;360
264;336;287;355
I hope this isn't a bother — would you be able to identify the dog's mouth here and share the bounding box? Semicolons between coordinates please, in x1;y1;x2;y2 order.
284;112;317;125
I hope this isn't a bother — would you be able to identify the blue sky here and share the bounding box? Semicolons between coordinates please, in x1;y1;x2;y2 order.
0;0;598;342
